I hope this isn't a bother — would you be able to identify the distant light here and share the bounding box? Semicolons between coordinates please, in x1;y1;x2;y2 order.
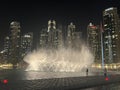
0;50;6;53
104;24;107;27
105;77;109;81
105;7;113;11
89;23;93;26
24;35;31;38
6;36;9;39
3;79;8;84
10;22;15;25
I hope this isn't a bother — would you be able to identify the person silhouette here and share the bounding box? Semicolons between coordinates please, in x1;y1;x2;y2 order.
86;68;88;76
104;68;107;77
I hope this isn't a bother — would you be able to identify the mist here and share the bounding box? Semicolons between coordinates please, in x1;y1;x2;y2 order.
24;44;94;72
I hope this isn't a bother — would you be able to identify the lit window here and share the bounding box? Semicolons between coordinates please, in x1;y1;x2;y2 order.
105;48;108;50
113;45;116;47
115;35;118;37
112;35;115;38
104;24;107;26
112;31;114;33
113;54;116;56
105;41;108;44
105;36;108;38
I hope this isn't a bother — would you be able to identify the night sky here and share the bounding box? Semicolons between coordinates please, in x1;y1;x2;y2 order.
0;0;120;44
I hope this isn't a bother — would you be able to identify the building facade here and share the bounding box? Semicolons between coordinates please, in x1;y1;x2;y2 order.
72;31;82;49
9;21;21;65
47;20;58;48
3;36;10;62
40;28;48;48
40;20;63;49
67;22;76;48
21;32;33;58
103;7;120;64
87;23;100;63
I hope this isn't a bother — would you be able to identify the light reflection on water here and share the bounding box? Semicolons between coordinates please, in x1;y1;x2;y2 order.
0;69;95;80
23;67;97;80
24;71;86;80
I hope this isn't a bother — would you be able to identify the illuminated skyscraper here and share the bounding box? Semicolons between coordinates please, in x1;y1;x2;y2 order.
47;20;62;49
87;23;100;63
66;22;82;49
3;36;10;61
21;32;33;58
57;28;63;48
48;20;56;32
40;28;48;48
67;22;76;48
9;21;21;66
103;7;120;63
47;20;56;48
72;31;82;49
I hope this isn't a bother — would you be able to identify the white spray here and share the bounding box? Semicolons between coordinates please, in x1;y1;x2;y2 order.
24;44;94;72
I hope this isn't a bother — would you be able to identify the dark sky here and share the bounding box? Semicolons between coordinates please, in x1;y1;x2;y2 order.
0;0;120;41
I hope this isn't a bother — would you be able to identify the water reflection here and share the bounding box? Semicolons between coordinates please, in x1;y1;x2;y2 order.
24;71;91;80
0;69;94;80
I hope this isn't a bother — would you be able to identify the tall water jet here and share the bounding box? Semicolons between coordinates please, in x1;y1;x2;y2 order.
24;44;94;72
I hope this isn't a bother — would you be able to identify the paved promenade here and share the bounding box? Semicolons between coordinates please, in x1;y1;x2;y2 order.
1;74;120;90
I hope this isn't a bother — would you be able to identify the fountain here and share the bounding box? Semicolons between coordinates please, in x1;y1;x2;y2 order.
24;45;94;72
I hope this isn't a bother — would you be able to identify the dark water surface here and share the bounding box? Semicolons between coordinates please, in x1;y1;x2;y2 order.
0;69;92;80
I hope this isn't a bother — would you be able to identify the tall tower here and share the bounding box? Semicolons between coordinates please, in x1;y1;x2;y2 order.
40;28;48;48
87;23;100;63
103;7;120;63
9;21;21;66
21;32;33;58
73;31;82;49
47;20;57;48
3;36;10;62
39;20;63;49
67;22;76;48
48;20;56;32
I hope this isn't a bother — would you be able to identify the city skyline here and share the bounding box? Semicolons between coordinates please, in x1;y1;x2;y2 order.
0;1;120;89
0;0;120;40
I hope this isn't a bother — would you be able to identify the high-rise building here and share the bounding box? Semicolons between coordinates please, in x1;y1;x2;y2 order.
9;21;21;65
3;36;10;61
103;7;120;63
57;24;64;48
66;22;83;49
48;20;56;32
39;20;63;49
87;23;100;63
67;22;76;48
21;32;33;58
40;28;48;48
47;20;63;49
63;25;68;46
47;20;57;48
72;31;82;49
56;28;63;48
